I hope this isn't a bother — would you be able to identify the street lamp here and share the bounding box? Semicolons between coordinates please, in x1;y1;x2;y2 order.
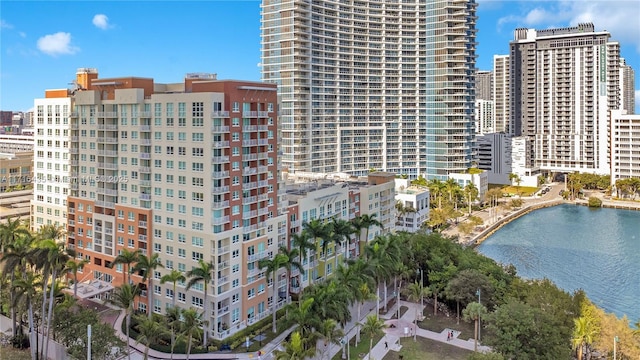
416;268;424;342
476;289;481;342
613;336;619;360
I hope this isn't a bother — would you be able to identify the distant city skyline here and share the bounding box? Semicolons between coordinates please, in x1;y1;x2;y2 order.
0;0;639;112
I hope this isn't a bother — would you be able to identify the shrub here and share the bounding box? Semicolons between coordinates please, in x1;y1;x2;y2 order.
588;197;602;208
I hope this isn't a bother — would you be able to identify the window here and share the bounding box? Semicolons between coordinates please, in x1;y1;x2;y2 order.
247;288;255;299
191;296;203;308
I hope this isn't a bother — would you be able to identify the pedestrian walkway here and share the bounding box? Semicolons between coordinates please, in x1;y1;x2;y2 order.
364;300;491;360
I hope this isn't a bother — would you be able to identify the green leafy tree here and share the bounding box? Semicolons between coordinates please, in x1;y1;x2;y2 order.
134;314;167;360
133;253;164;318
445;270;494;324
185;260;214;347
359;315;387;359
462;302;487;352
273;331;315;360
404;281;431;341
107;284;141;360
259;252;289;333
316;319;344;360
572;316;597;360
111;248;141;284
160;269;186;308
181;308;204;360
284;298;319;340
66;258;89;298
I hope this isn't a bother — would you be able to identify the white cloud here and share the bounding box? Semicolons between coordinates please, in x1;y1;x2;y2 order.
19;32;26;38
0;19;13;29
92;14;110;30
36;32;79;56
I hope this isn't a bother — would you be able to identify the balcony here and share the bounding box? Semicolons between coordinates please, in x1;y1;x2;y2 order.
211;111;230;118
212;171;229;179
138;167;152;173
97;162;118;170
140;125;151;132
139;221;147;228
247;251;268;262
212;156;230;164
97;137;118;144
212;216;230;225
139;153;151;160
97;124;118;130
95;201;115;208
139;193;151;201
139;234;147;242
242;139;257;147
98;150;118;156
212;125;230;133
96;112;118;118
213;141;229;148
211;200;229;209
137;112;152;118
211;186;230;194
242;167;257;176
242;111;258;118
242;182;257;190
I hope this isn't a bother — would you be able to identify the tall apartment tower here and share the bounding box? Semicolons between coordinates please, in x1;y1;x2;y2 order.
59;71;285;339
619;59;635;114
31;68;97;230
510;23;622;174
474;99;494;135
475;70;493;100
493;55;510;134
260;0;478;179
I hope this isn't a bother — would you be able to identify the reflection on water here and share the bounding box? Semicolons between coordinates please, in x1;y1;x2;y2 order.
478;204;640;324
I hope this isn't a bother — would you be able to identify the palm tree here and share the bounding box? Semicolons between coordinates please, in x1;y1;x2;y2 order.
181;308;204;360
107;283;142;360
331;218;354;264
462;302;487;352
291;232;315;288
165;306;183;360
160;269;186;308
572;316;597;360
284;297;319;340
134;314;167;360
351;260;375;345
463;183;479;215
273;331;315;360
355;214;383;258
317;319;344;360
303;219;331;283
259;253;289;333
0;217;30;337
33;237;72;360
444;178;461;204
395;201;417;229
279;246;304;304
1;231;35;337
366;236;400;314
404;281;431;341
112;249;141;284
359;315;387;360
428;179;446;209
133;253;164;318
66;258;89;298
12;271;41;360
185;260;214;348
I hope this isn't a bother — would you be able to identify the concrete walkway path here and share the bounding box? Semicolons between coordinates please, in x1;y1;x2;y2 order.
364;300;491;360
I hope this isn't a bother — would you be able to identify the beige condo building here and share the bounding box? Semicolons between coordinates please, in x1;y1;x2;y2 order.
36;68;287;340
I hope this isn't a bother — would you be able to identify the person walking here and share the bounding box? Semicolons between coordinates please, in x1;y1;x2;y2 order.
447;332;451;341
385;341;388;349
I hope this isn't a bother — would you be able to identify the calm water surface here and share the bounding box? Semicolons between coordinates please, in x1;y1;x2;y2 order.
478;204;640;324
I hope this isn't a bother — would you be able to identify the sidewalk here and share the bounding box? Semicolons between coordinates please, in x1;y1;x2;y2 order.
365;300;491;360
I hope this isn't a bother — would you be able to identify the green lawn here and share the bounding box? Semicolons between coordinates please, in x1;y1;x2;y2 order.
0;347;31;360
382;336;472;360
418;311;475;342
332;332;384;360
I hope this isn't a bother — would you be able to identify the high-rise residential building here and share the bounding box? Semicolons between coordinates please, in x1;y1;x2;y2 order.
474;99;494;135
32;85;77;230
475;70;493;101
260;0;478;179
36;69;286;339
476;133;512;184
610;109;640;186
509;23;622;174
619;59;635;114
493;55;511;134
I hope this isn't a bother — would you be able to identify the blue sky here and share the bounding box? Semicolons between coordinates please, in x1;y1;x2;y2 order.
1;0;639;112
